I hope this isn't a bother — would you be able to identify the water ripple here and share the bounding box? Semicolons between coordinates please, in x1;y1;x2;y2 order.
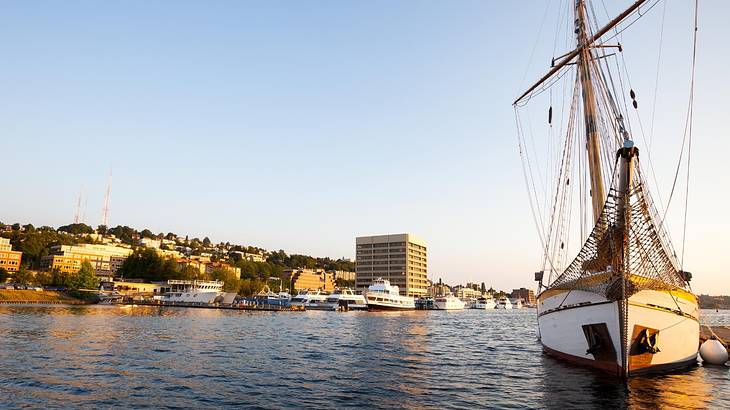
0;306;727;409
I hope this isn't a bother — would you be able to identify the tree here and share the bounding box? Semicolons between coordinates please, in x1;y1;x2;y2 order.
481;282;486;294
97;225;108;235
23;224;35;232
12;267;33;285
33;270;53;287
210;268;240;293
203;237;211;247
58;223;94;235
0;267;9;283
139;229;155;239
117;248;178;281
70;261;99;290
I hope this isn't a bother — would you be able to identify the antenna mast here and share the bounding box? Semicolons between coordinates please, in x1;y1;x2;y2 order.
575;0;605;224
101;168;112;227
74;187;82;224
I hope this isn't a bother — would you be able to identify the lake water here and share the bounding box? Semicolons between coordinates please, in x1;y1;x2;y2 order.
0;306;727;409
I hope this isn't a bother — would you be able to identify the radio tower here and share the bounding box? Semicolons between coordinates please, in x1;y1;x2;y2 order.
101;168;112;227
73;187;83;223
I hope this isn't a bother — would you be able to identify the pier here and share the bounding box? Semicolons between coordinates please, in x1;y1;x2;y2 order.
118;300;305;312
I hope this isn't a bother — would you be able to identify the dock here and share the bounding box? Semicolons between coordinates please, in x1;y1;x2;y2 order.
117;300;305;312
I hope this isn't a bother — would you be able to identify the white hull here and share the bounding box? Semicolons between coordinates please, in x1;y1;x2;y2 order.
496;298;512;309
163;291;222;304
365;297;415;310
434;297;466;310
537;289;699;376
472;300;496;309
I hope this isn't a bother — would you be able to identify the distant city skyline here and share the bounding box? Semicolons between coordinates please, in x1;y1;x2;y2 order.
2;1;729;294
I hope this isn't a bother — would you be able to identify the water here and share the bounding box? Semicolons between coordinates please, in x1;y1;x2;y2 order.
0;306;727;409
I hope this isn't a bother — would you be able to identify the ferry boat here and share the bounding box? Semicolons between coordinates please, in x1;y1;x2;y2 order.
496;296;512;310
364;278;415;311
290;289;328;308
322;288;368;311
160;280;226;304
255;285;291;306
434;293;466;310
472;296;496;310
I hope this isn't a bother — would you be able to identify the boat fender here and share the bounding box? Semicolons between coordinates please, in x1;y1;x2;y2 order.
699;337;729;365
636;328;660;354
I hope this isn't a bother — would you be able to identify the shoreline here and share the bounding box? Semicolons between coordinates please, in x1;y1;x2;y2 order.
0;290;89;305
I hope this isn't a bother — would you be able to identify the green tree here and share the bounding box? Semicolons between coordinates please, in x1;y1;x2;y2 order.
58;223;94;235
97;225;108;235
0;267;9;283
139;229;155;239
117;248;179;281
211;268;240;293
51;269;73;288
12;267;33;285
203;237;211;247
33;270;53;287
70;261;99;290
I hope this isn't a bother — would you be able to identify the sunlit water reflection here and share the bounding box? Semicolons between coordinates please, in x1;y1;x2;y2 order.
0;306;727;408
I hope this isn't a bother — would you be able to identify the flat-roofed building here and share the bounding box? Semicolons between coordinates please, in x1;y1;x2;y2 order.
511;288;536;306
331;270;356;282
40;244;133;276
283;268;335;292
0;238;22;273
355;233;428;297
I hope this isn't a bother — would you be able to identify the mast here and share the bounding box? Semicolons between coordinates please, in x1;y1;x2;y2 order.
575;0;605;225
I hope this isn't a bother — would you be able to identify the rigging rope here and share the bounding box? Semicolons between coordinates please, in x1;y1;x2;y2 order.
680;0;699;270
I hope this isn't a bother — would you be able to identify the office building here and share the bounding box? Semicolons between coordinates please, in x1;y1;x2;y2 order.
0;238;22;273
40;244;133;276
283;268;335;292
355;233;428;297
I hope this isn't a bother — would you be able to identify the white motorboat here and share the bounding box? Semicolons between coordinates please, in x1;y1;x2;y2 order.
159;280;226;304
434;293;466;310
496;296;512;310
472;296;496;310
322;288;368;311
511;298;524;309
290;289;328;308
364;278;415;310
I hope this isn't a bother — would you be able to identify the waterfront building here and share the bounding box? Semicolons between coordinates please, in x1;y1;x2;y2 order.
331;270;356;282
510;288;536;306
355;233;428;297
454;286;482;300
283;268;335;292
0;238;22;273
40;244;132;276
428;281;452;298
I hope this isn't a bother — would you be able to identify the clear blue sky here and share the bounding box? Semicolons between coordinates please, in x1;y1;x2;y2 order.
1;1;728;294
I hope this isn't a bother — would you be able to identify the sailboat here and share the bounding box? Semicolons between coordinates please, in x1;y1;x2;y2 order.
514;0;700;377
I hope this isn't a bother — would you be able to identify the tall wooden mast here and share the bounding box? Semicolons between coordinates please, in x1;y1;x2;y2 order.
575;0;605;224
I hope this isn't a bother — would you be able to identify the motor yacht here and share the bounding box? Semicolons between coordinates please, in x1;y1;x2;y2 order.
434;293;466;310
364;278;415;310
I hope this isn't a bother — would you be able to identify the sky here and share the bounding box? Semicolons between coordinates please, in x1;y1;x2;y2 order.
1;0;728;294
